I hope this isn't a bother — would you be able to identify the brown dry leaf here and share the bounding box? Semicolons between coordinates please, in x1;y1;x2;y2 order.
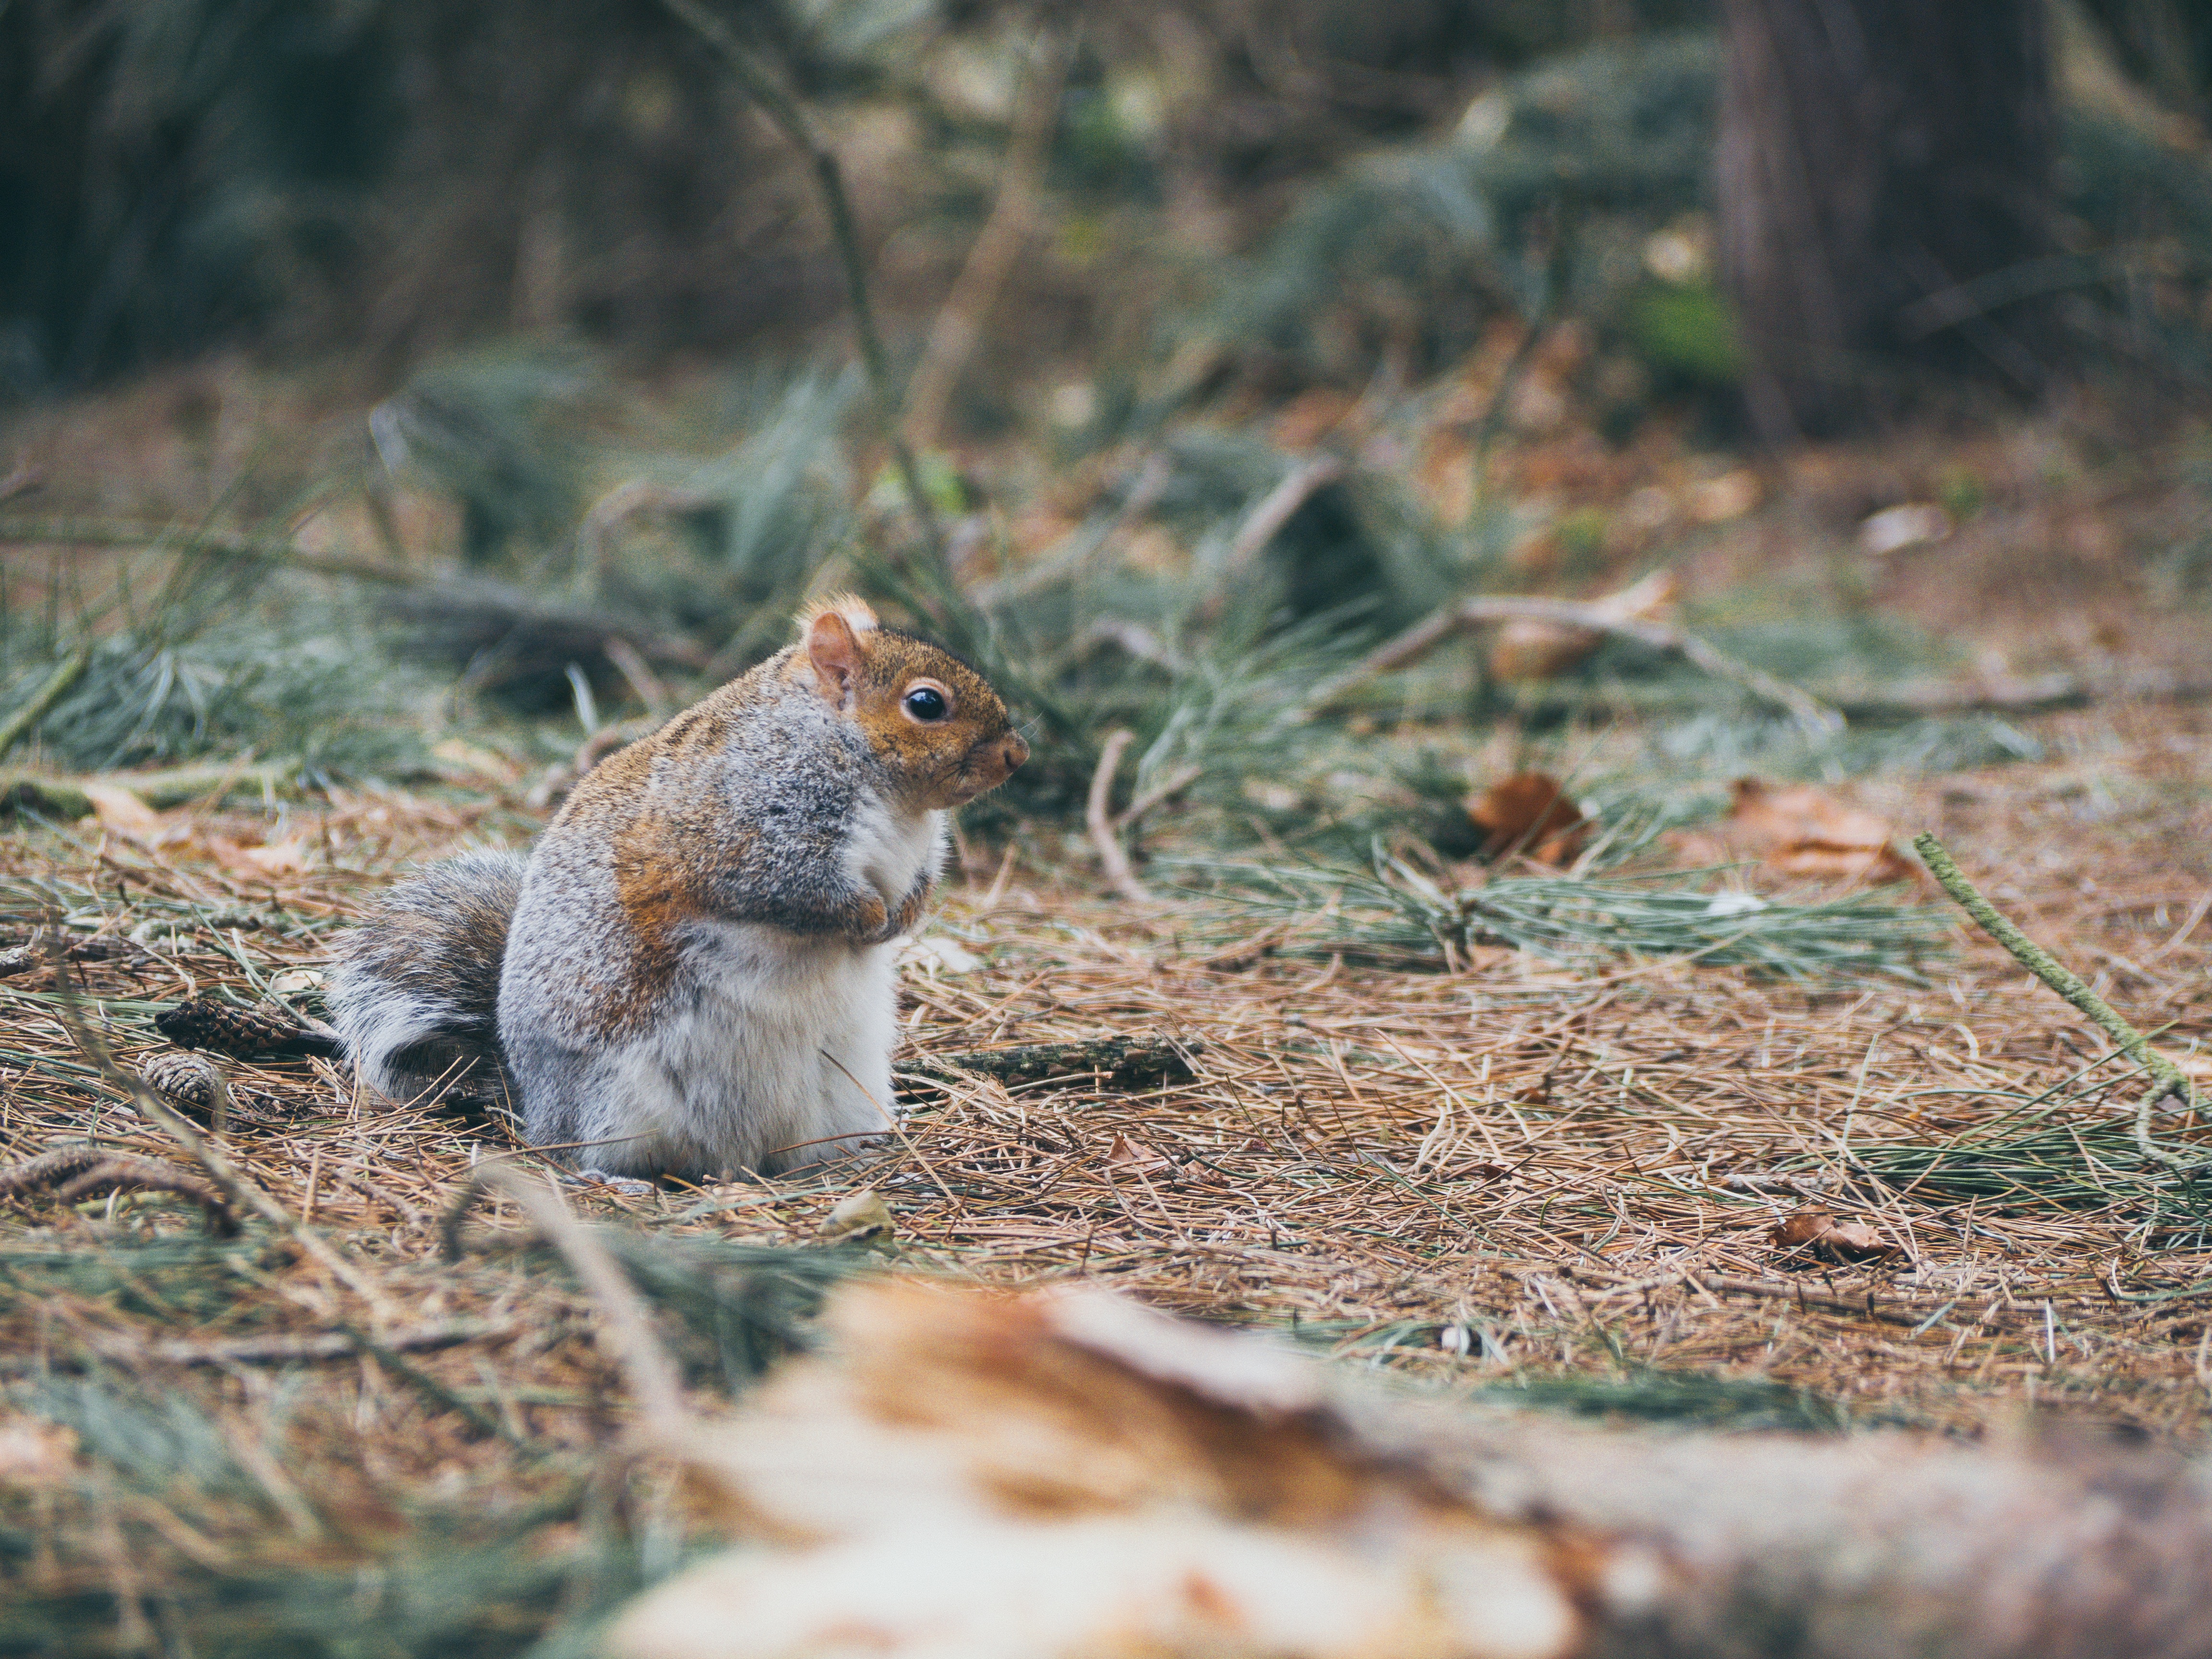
1770;1209;1895;1261
1726;778;1915;885
1106;1133;1167;1172
0;1418;76;1489
80;782;168;842
818;1189;897;1245
204;835;311;882
1488;568;1676;683
240;837;312;876
1770;1210;1834;1249
1466;773;1587;866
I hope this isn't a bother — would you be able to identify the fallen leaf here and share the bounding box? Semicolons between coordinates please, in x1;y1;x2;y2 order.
1684;470;1761;524
205;835;312;881
819;1189;897;1245
0;1417;76;1488
80;783;167;841
1770;1209;1895;1261
1859;503;1951;557
1466;772;1587;866
1489;568;1677;683
1106;1133;1168;1172
1726;778;1914;885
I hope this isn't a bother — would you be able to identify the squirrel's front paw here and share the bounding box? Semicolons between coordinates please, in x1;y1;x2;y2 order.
850;894;891;940
884;885;929;941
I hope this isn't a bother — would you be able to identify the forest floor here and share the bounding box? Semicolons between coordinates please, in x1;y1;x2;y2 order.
4;365;2212;1648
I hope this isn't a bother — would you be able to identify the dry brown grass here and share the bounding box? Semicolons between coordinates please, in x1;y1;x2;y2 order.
0;698;2207;1647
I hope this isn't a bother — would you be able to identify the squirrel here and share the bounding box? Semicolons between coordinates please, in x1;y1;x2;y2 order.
328;596;1027;1178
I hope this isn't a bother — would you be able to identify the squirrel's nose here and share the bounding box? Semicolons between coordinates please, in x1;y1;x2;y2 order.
999;732;1030;774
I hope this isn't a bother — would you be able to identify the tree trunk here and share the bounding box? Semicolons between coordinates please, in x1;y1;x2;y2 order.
610;1282;2212;1659
1718;0;2061;438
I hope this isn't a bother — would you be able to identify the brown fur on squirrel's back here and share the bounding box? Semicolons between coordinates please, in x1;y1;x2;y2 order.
328;596;1028;1174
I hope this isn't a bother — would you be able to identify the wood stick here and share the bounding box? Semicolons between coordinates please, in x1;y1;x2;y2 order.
0;760;299;820
1114;762;1203;832
1085;728;1149;904
902;25;1075;451
442;1163;689;1451
908;1036;1200;1087
1304;594;1844;732
0;648;88;761
1913;833;2196;1167
654;0;952;584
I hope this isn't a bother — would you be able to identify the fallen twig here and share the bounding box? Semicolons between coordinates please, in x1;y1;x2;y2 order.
1115;762;1204;833
0;1144;237;1235
146;1318;512;1368
908;1035;1200;1089
0;759;299;818
442;1163;688;1449
1086;728;1150;904
1913;833;2196;1170
1305;595;1843;733
0;648;89;761
655;0;951;583
1565;1262;1939;1329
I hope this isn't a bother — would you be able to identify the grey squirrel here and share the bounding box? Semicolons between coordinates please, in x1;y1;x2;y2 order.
329;596;1028;1177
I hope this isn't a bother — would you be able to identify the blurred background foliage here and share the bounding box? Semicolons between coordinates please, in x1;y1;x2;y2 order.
3;0;2212;845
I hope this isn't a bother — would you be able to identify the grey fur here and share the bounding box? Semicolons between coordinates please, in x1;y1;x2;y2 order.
496;667;938;1175
326;634;1015;1179
328;848;527;1105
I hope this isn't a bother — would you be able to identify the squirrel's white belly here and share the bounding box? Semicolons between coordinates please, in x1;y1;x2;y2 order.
600;920;899;1175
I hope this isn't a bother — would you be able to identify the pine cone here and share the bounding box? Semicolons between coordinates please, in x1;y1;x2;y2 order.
139;1046;291;1122
140;1048;221;1107
153;997;341;1058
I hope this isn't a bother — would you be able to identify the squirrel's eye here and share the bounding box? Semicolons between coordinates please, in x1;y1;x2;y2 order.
902;685;949;722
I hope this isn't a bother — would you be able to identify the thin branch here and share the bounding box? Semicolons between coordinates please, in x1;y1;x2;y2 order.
0;1144;236;1235
1912;833;2197;1168
655;0;951;584
902;24;1076;451
1229;455;1345;570
1303;595;1844;733
46;945;393;1312
1115;763;1203;833
442;1163;689;1450
1085;728;1150;904
0;647;89;761
0;517;417;586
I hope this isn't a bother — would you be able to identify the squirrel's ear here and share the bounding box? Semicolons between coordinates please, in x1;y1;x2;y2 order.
805;609;864;708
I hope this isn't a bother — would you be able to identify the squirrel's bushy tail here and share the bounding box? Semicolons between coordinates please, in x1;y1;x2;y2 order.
329;850;527;1106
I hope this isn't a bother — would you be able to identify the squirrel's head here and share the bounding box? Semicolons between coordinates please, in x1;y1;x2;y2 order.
797;596;1028;809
